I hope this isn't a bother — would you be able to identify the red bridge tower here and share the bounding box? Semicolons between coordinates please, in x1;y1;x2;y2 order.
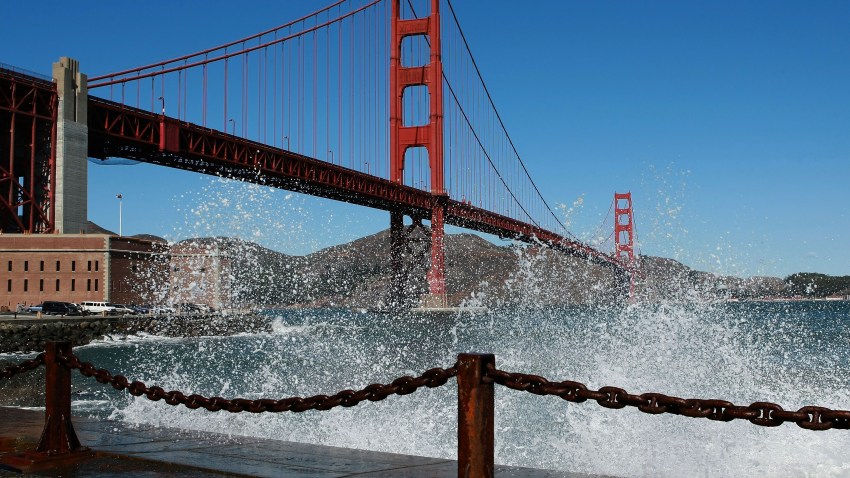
614;192;636;298
389;0;447;308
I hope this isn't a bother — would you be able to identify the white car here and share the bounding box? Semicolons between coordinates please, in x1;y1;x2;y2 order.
108;304;135;315
80;301;118;314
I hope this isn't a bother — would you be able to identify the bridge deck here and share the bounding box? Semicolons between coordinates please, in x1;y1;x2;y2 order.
0;407;604;477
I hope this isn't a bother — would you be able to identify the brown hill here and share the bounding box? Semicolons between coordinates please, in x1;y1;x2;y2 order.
180;229;793;307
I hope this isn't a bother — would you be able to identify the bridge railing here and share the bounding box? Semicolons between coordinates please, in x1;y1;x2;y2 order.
4;342;847;475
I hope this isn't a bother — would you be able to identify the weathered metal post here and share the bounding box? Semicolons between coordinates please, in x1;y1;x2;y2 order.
457;353;494;478
0;341;92;471
36;341;82;454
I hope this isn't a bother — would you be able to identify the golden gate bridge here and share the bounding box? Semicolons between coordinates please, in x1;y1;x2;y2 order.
0;0;637;307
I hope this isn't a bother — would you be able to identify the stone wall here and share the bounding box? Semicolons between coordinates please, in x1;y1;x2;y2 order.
0;313;272;354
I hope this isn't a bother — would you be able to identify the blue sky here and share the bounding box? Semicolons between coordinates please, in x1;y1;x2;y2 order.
2;1;848;278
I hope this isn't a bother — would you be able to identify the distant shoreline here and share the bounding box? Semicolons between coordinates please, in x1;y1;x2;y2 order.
725;297;850;303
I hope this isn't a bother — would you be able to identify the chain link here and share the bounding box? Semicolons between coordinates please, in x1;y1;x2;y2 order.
0;353;45;380
58;350;458;413
485;364;850;431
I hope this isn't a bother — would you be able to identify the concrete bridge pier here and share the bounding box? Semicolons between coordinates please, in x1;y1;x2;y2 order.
421;197;448;309
51;57;88;234
389;211;432;310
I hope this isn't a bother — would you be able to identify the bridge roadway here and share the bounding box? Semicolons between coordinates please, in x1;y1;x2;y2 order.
0;407;606;477
87;96;621;271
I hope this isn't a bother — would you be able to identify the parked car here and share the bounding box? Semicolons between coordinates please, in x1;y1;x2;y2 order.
26;304;43;313
41;301;82;316
151;305;175;314
107;304;135;315
80;301;118;314
69;303;87;315
130;305;150;315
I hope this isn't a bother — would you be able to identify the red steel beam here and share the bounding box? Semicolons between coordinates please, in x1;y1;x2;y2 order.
0;68;57;233
88;97;434;215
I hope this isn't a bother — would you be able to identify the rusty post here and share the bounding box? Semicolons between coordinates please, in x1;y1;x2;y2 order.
36;341;81;453
457;353;494;478
0;342;93;471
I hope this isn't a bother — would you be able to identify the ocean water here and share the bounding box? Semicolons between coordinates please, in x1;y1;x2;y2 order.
50;301;850;477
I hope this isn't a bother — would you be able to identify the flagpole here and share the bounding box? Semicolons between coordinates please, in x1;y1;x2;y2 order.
116;194;123;237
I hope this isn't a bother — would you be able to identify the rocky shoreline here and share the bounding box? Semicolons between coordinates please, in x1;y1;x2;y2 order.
0;313;273;355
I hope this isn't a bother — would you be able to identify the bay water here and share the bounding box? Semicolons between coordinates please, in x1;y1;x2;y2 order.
48;301;850;477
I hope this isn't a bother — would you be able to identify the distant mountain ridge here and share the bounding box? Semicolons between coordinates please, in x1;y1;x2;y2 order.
172;229;847;307
85;221;848;306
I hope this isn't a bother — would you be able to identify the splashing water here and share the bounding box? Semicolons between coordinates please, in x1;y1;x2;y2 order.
169;175;315;253
51;168;850;477
66;299;850;478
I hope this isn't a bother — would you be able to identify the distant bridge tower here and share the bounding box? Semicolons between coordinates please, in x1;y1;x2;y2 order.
614;192;636;298
389;0;447;308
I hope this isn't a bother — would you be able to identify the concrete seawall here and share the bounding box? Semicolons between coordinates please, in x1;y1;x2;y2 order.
0;313;272;354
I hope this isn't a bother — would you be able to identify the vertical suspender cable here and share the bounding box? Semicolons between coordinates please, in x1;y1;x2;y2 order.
299;31;304;152
183;60;188;121
313;25;318;158
202;61;207;127
326;10;331;163
257;41;262;142
362;5;365;171
336;7;345;166
224;56;228;133
349;13;354;169
242;44;248;137
285;34;291;149
273;37;277;147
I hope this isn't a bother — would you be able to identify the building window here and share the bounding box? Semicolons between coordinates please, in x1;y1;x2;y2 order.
6;279;11;292
95;261;99;272
7;261;11;272
40;260;44;272
39;279;44;292
87;279;91;292
71;279;76;292
88;261;92;271
24;261;28;272
56;260;60;272
72;261;76;272
94;279;99;291
55;279;60;292
23;279;28;292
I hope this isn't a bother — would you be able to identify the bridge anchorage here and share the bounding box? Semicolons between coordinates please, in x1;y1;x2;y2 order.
1;0;639;310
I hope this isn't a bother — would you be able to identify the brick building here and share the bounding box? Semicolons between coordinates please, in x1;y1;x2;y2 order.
0;234;169;310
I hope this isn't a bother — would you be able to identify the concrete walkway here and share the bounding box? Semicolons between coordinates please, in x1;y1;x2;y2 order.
0;407;602;477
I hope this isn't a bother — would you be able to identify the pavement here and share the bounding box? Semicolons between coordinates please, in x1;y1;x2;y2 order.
0;407;602;477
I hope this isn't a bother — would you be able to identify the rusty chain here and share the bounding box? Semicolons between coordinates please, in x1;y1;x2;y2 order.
12;345;845;432
0;353;45;381
484;363;850;431
57;349;458;413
